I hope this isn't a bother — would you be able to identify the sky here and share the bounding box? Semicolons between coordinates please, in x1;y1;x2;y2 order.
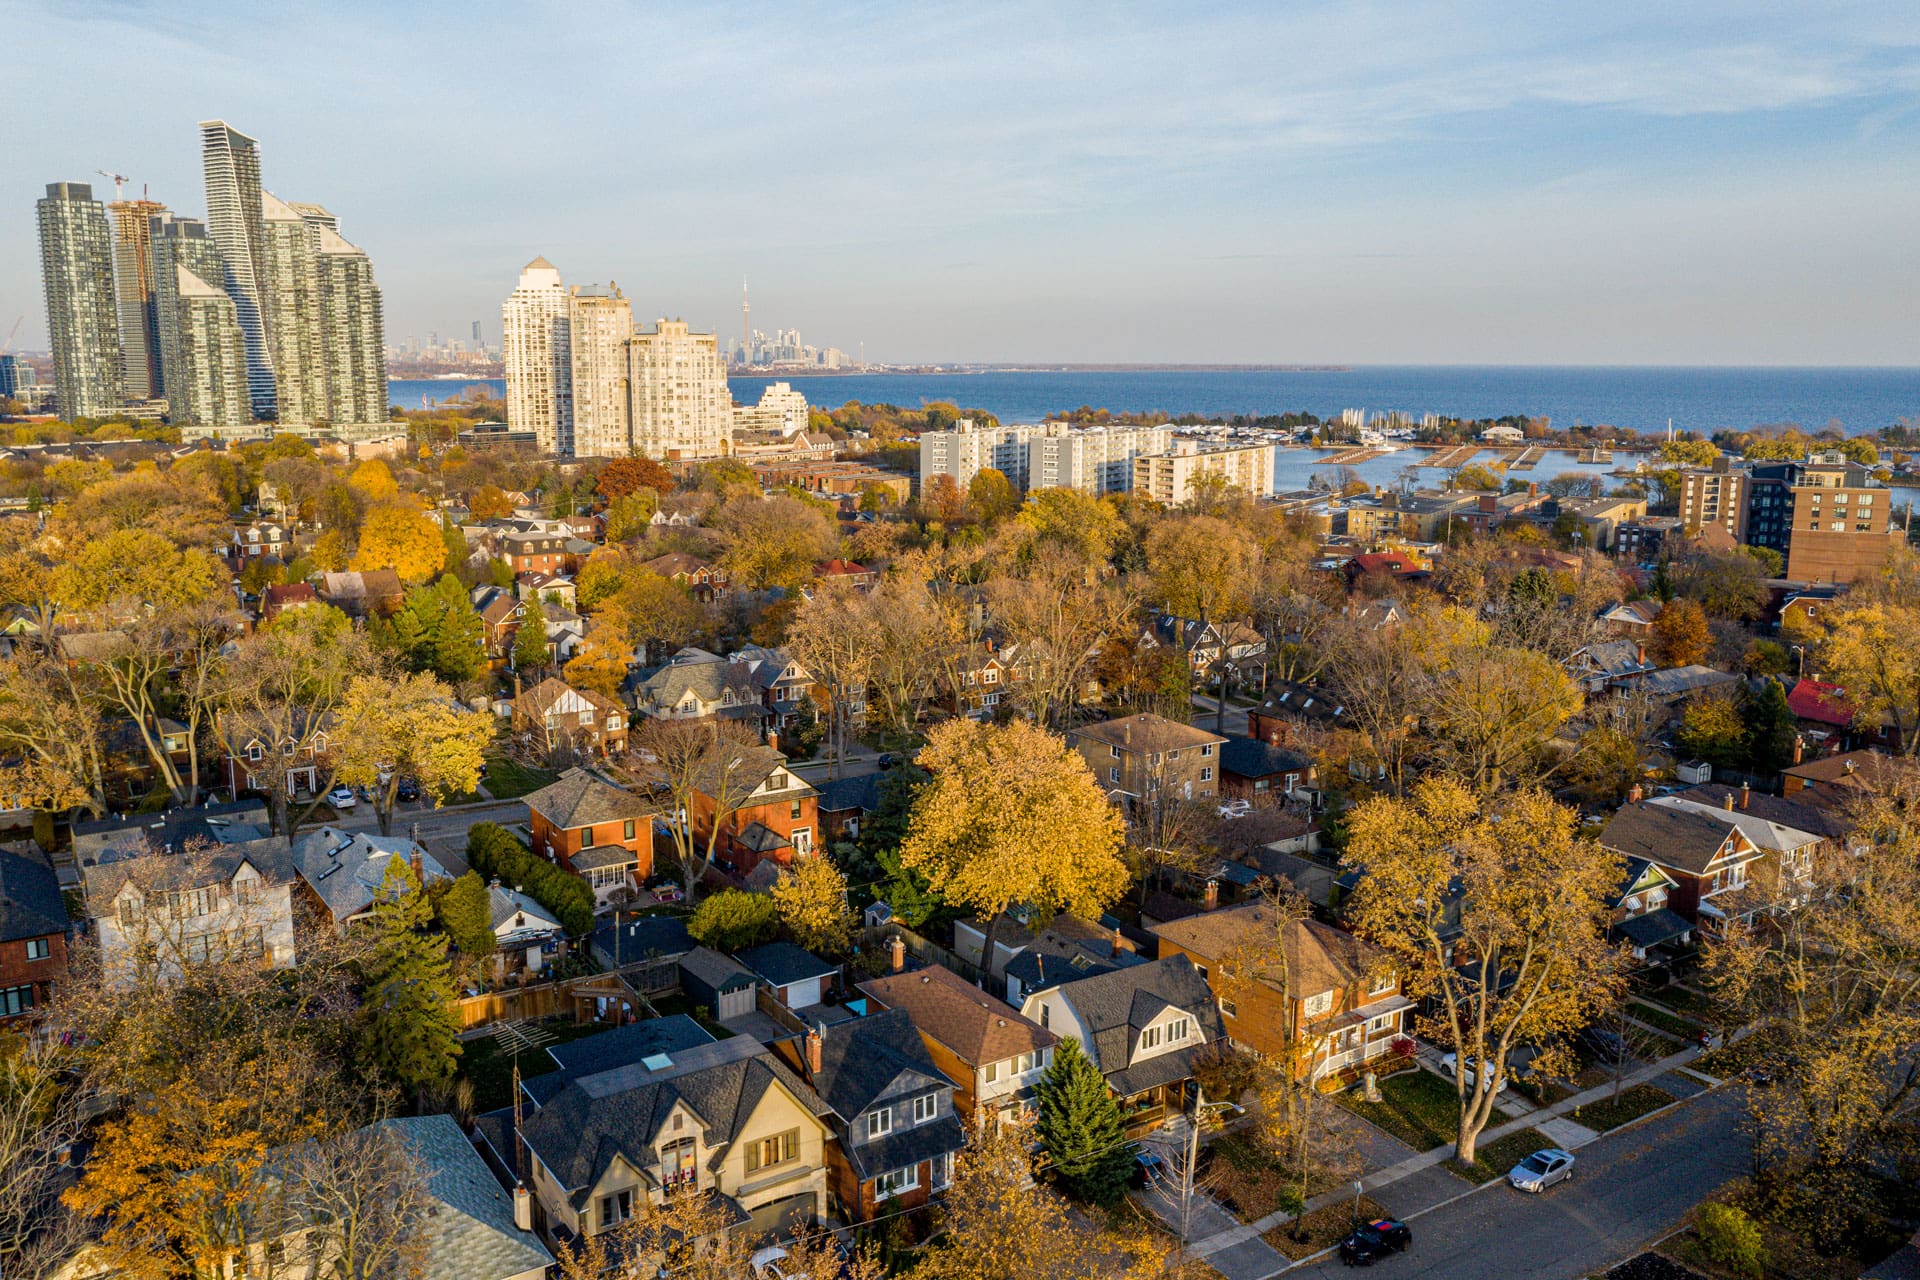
3;1;1919;365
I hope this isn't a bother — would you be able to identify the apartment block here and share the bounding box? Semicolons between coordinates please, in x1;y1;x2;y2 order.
1131;440;1274;506
1786;456;1908;584
565;285;632;459
628;318;732;460
919;420;1040;491
36;181;124;420
1031;424;1174;495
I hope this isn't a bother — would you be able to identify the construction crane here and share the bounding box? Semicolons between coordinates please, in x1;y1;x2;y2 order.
94;169;130;200
0;317;21;357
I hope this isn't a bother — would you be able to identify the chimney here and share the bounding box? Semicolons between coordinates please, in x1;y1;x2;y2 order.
1740;781;1750;810
1724;791;1734;811
1203;879;1219;911
1110;926;1123;959
1628;783;1644;803
512;1183;532;1232
1636;642;1645;665
1528;482;1538;497
1793;736;1804;765
410;850;424;883
890;933;906;973
804;1028;822;1075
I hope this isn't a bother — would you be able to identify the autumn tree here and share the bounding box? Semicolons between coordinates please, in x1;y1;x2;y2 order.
786;578;876;771
967;467;1020;523
921;473;968;524
52;528;224;611
86;602;231;805
1018;487;1126;564
351;502;446;584
0;649;106;817
0;1035;89;1280
986;549;1135;729
596;455;676;500
346;457;399;502
467;484;516;520
771;857;854;954
1343;779;1622;1166
1423;635;1584;793
631;718;763;900
1653;597;1710;666
712;493;837;590
281;1123;433;1280
1799;553;1920;756
1144;516;1258;624
1675;691;1748;769
332;672;492;836
358;860;461;1099
900;719;1129;952
603;490;657;541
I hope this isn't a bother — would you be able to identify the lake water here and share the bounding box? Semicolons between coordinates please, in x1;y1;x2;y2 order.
391;367;1919;435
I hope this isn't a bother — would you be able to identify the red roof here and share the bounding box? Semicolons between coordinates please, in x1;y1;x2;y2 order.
816;558;871;576
1788;678;1855;728
1351;552;1416;575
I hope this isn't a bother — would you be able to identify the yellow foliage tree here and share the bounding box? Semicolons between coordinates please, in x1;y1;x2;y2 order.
332;672;492;835
346;457;398;502
771;857;854;954
351;502;445;584
1343;779;1622;1167
52;529;224;611
900;719;1129;934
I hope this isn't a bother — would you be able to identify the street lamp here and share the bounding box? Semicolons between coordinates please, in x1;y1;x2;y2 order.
1790;644;1807;679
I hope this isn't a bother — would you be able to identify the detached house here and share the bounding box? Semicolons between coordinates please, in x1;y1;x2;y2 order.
632;648;767;731
860;962;1059;1129
1600;802;1765;934
1246;681;1348;748
691;745;819;879
230;520;291;563
78;838;299;984
777;1010;966;1222
1149;905;1409;1083
524;768;660;906
219;710;335;800
291;826;452;928
510;1034;833;1247
1606;857;1694;962
638;552;730;603
514;677;628;757
1069;713;1227;808
1141;613;1269;688
1565;640;1656;696
0;846;68;1026
1017;954;1225;1135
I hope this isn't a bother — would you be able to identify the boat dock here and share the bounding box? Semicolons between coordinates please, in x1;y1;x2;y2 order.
1508;445;1546;471
1422;443;1481;468
1318;446;1393;465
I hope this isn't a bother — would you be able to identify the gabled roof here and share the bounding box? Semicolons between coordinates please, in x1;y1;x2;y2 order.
0;846;67;943
736;940;836;987
1255;681;1346;724
858;963;1056;1065
1786;678;1856;728
78;835;297;915
290;826;450;921
1570;639;1652;679
808;1007;947;1121
371;1115;554;1280
1678;784;1848;840
692;743;813;800
489;883;561;935
1600;803;1745;875
638;655;757;709
1630;665;1740;698
1783;749;1919;792
814;772;885;815
515;676;618;719
638;552;718;579
1042;954;1224;1082
523;768;656;829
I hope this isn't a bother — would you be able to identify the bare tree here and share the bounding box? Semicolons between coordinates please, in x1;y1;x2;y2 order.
987;548;1136;729
631;718;762;900
88;601;234;805
0;1039;90;1280
285;1125;433;1280
786;578;876;776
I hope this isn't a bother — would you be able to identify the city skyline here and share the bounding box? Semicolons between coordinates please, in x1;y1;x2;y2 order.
4;2;1919;366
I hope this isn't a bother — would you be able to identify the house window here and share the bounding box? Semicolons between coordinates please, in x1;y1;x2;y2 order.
1110;745;1121;758
868;1107;893;1138
1369;973;1395;997
875;1165;919;1199
1109;767;1120;784
913;1094;938;1124
1014;1051;1036;1074
1303;991;1333;1017
1141;1025;1162;1051
623;819;636;841
1220;998;1238;1019
1201;743;1214;758
580;710;594;727
1167;1016;1191;1043
745;1128;799;1173
931;1151;952;1190
0;985;34;1017
247;743;263;762
983;668;999;685
983;1061;999;1084
598;1189;633;1230
790;799;803;820
24;938;50;962
1038;1003;1050;1028
1200;767;1212;782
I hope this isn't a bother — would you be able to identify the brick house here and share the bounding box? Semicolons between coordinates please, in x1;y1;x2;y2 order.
860;961;1059;1130
524;769;660;906
497;529;572;576
1218;737;1318;801
775;1010;965;1223
691;745;819;879
260;581;319;624
637;552;730;603
219;711;335;799
1068;713;1227;808
0;846;68;1025
1605;857;1694;962
1149;904;1409;1084
513;677;628;757
230;520;291;563
1246;681;1350;748
1600;802;1766;934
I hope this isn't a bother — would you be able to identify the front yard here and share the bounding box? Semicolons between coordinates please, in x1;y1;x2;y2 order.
1454;1125;1563;1185
1333;1068;1507;1153
1570;1084;1678;1133
1261;1194;1393;1260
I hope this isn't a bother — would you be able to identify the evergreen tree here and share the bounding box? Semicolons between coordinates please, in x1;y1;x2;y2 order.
1743;677;1800;774
512;595;550;674
433;870;497;956
359;860;462;1098
1033;1038;1133;1205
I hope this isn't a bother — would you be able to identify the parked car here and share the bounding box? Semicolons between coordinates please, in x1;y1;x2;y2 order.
1131;1148;1166;1188
1578;1028;1629;1064
395;778;421;802
1217;799;1252;819
877;752;896;770
1507;1147;1575;1193
1338;1217;1412;1265
1439;1052;1505;1094
749;1246;803;1279
326;785;357;810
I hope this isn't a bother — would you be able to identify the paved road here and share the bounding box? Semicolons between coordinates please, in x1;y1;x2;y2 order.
303;798;531;875
1291;1087;1750;1279
1190;694;1251;737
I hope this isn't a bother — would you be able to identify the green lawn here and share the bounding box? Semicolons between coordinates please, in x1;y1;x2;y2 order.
1335;1069;1506;1153
457;1019;617;1111
478;755;560;800
1628;1001;1698;1041
1455;1126;1562;1185
1568;1084;1676;1132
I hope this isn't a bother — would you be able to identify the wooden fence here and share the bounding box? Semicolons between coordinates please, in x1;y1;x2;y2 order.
857;922;985;987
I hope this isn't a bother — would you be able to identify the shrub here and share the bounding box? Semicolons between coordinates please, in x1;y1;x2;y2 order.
687;890;779;952
465;822;595;938
1697;1203;1766;1278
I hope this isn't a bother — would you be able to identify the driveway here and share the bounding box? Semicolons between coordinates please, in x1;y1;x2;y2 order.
1289;1086;1750;1279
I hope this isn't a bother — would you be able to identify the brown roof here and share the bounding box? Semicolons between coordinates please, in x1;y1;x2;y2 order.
1071;713;1227;755
1601;803;1745;875
1783;750;1918;791
859;963;1056;1065
638;552;716;579
1148;905;1382;997
523;767;657;830
515;676;618;718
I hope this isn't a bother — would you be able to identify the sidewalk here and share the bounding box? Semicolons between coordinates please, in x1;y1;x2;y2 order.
1186;1042;1718;1274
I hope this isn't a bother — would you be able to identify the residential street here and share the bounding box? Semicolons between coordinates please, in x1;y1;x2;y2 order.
1289;1086;1750;1279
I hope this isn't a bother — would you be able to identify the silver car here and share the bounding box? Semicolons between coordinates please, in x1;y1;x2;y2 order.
1508;1147;1574;1193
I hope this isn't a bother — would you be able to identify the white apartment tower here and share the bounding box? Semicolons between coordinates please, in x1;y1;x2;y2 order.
628;319;731;459
311;223;388;429
199;120;276;417
502;257;568;454
565;285;633;458
36;182;124;421
259;193;325;428
170;265;251;435
1031;424;1175;495
919;420;1042;491
1132;440;1275;507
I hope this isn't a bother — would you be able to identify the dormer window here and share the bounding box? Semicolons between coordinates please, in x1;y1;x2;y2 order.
867;1107;893;1138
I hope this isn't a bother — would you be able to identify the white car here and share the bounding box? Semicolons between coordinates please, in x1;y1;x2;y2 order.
749;1246;804;1280
1508;1147;1575;1193
325;785;358;810
1216;799;1252;819
1439;1052;1505;1094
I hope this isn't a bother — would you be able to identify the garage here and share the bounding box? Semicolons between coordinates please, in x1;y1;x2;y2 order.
740;1190;817;1243
736;942;838;1012
679;946;758;1023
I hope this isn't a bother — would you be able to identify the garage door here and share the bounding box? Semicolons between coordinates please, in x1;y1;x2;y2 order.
741;1191;815;1243
717;985;755;1020
785;977;823;1009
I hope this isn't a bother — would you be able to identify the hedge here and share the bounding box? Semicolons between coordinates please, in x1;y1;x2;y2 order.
466;822;596;938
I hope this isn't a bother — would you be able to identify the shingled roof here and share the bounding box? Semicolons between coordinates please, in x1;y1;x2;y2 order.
1041;954;1224;1095
523;768;655;830
859;964;1057;1065
0;846;67;944
1600;803;1743;875
372;1115;554;1280
1150;905;1384;998
1072;713;1226;755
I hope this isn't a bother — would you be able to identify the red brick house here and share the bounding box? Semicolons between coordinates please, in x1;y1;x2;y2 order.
690;745;819;879
638;552;730;603
261;582;319;624
498;529;571;575
524;768;661;907
812;558;877;592
0;846;69;1026
1600;802;1765;934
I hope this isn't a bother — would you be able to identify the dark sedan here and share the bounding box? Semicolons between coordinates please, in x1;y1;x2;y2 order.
1339;1217;1411;1266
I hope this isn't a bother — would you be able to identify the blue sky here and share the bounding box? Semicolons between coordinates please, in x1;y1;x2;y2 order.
3;1;1918;364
